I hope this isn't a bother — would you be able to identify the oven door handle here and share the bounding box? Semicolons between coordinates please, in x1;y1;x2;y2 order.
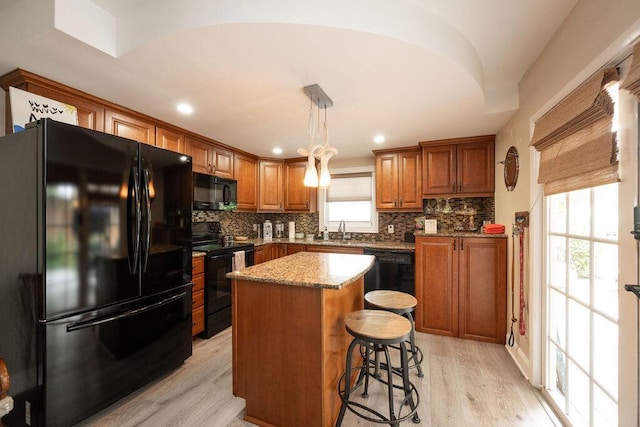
207;253;233;261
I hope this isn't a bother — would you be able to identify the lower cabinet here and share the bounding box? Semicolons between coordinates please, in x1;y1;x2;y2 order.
286;243;306;255
254;245;267;265
305;245;364;255
415;236;507;344
192;255;205;336
254;243;364;263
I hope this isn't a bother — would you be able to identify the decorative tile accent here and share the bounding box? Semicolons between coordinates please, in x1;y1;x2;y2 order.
192;196;495;242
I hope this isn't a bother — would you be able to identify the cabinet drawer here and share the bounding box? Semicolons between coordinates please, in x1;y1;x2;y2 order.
192;304;205;336
192;272;205;292
192;256;205;274
192;289;204;308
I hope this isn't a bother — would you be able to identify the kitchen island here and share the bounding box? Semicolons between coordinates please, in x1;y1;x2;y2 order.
227;251;375;427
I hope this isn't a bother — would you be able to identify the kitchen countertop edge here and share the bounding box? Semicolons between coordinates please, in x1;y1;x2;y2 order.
226;252;375;290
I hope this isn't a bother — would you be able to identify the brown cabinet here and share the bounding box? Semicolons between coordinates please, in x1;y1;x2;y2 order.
234;153;259;211
156;126;186;154
305;245;364;255
105;109;156;145
188;136;234;178
192;255;205;336
273;243;287;259
0;69;105;132
254;245;267;265
415;236;506;344
258;160;284;211
286;244;306;255
284;158;317;212
374;147;422;211
420;135;495;197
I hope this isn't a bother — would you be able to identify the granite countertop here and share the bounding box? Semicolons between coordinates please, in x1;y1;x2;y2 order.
192;251;206;258
225;252;375;290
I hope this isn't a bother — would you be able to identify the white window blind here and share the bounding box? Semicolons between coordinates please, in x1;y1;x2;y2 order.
319;170;378;233
326;173;373;202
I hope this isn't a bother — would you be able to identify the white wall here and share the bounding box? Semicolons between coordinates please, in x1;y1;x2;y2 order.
495;0;640;423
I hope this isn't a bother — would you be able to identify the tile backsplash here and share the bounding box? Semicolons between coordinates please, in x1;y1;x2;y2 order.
192;197;495;242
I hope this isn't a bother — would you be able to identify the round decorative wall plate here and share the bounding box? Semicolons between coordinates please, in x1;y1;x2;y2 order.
503;146;519;191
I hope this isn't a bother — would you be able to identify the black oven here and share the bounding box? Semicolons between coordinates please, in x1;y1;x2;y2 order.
201;244;254;338
363;248;414;295
192;221;254;338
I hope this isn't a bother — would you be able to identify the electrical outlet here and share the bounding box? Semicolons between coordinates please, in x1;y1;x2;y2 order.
387;225;394;233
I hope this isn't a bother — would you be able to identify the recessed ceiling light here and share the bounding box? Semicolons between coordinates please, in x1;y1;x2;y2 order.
374;134;385;144
272;147;283;155
177;103;193;115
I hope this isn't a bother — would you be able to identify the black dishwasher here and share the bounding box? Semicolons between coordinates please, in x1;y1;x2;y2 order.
363;248;415;295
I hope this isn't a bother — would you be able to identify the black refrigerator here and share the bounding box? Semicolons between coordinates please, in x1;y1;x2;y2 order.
0;119;193;427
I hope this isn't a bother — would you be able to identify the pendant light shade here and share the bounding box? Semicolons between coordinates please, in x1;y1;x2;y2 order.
304;161;319;187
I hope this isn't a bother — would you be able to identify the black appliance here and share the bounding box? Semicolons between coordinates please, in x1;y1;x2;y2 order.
192;222;254;338
193;172;237;211
363;248;415;295
0;119;193;427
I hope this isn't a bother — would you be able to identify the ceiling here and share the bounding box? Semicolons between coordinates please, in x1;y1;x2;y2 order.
0;0;576;160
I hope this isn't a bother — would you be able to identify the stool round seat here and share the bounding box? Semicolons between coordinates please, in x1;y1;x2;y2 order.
365;290;417;314
344;310;412;345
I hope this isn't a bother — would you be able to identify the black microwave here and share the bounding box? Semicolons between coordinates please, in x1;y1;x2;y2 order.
193;172;237;211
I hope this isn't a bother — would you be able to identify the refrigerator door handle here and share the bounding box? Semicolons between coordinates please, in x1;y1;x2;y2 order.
141;167;152;272
126;166;141;274
66;291;187;332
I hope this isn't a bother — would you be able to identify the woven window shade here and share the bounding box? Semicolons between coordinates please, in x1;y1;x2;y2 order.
326;173;372;202
531;68;619;195
621;42;640;98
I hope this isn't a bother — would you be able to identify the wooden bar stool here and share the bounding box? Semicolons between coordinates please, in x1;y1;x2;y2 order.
365;290;424;378
336;309;420;426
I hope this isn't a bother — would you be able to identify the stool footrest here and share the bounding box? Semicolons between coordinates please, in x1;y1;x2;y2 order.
337;366;420;425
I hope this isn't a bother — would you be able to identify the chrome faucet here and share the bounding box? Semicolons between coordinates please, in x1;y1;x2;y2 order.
338;220;346;240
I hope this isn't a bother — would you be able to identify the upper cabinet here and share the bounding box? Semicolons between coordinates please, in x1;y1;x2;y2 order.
187;136;234;178
374;147;422;211
234;152;259;211
156;126;186;154
284;158;317;212
420;135;495;197
258;160;284;212
0;69;105;132
104;109;156;145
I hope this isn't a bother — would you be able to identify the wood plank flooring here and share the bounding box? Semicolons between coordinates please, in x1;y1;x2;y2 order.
80;328;560;427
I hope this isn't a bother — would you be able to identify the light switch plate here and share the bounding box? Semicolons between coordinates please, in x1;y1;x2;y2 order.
387;225;394;233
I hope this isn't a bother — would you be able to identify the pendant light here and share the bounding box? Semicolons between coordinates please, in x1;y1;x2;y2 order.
297;84;338;188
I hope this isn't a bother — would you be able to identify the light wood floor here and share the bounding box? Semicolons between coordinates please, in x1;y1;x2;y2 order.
81;328;560;427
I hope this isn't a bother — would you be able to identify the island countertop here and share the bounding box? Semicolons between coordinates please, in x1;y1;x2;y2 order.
226;252;375;290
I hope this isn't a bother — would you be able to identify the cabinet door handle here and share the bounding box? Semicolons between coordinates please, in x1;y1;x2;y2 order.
400;199;403;207
452;181;456;192
454;240;457;250
461;239;464;250
459;182;462;192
